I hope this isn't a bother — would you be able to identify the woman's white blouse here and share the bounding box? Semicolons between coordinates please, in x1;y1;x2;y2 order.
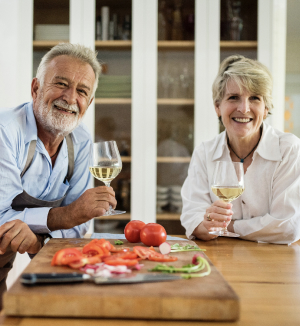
181;122;300;245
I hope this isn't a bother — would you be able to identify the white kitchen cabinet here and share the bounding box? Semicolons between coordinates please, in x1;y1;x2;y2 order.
1;0;286;235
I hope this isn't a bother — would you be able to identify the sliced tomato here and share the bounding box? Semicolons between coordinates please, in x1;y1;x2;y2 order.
103;252;139;262
133;246;152;259
67;260;86;269
110;247;130;253
68;254;103;269
94;239;113;251
51;248;83;266
133;246;178;262
82;243;105;256
148;252;178;262
104;258;139;266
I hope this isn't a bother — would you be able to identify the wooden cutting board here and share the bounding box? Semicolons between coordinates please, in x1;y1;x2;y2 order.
3;238;239;321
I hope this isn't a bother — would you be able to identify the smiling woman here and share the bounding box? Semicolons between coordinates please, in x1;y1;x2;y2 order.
180;55;300;245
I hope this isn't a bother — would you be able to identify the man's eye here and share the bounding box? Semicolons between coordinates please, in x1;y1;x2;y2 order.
250;96;260;101
57;82;67;87
228;96;238;100
78;89;87;95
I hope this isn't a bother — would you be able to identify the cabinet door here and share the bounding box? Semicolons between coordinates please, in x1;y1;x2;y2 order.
33;0;70;77
94;0;133;233
219;0;258;133
285;0;300;138
156;0;195;234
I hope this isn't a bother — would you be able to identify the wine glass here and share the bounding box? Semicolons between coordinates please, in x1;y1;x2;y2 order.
209;161;244;237
89;141;126;216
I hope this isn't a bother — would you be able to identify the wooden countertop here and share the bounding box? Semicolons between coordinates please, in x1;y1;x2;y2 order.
1;236;300;325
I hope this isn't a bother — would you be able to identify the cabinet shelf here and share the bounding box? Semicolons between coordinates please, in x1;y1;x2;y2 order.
157;157;191;163
121;156;131;163
33;40;258;52
95;213;130;221
118;157;191;163
95;98;194;105
95;40;132;49
220;41;257;49
94;213;181;221
158;41;257;50
158;41;195;50
95;98;131;105
33;40;68;50
157;213;181;220
157;98;194;105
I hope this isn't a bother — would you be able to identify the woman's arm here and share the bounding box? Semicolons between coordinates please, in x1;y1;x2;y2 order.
181;144;232;240
233;139;300;244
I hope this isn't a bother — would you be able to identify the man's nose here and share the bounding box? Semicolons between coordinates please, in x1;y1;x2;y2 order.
62;86;77;105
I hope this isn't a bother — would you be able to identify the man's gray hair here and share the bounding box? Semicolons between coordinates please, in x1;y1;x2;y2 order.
36;43;101;96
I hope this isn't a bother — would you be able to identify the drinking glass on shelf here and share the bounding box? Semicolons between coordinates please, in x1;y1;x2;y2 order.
210;161;244;237
179;65;191;98
160;68;171;98
89;141;126;216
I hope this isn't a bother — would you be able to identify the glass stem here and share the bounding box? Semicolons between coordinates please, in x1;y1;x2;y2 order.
222;200;232;234
103;182;112;214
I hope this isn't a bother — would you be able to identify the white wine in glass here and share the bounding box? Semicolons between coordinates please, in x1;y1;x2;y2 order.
89;141;126;216
209;161;244;237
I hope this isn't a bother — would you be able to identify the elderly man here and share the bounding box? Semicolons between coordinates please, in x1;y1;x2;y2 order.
0;43;116;308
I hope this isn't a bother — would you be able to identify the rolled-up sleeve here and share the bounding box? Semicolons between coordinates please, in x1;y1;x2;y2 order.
233;142;300;245
0;115;92;238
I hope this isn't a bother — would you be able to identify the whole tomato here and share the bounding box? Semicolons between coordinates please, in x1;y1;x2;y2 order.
140;223;167;247
124;220;146;243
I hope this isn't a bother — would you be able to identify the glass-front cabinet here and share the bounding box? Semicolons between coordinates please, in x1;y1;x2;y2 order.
155;0;258;234
156;0;194;234
31;0;278;235
94;0;132;233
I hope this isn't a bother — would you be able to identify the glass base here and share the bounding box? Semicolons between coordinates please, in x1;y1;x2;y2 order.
103;209;126;216
209;230;240;238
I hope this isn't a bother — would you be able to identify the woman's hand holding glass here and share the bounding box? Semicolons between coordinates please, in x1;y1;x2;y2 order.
192;200;233;240
209;161;243;237
203;200;233;234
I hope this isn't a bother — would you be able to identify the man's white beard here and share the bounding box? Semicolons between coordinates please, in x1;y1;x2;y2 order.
35;91;83;137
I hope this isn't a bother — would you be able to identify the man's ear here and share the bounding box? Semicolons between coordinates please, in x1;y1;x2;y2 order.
88;97;94;107
31;78;40;101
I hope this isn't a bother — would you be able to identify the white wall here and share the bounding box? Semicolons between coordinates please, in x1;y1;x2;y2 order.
0;0;33;288
258;0;287;131
0;0;33;109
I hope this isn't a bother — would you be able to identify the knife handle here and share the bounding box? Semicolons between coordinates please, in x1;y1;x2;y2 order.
21;273;87;285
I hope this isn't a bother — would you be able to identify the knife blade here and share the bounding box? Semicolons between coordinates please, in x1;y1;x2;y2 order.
21;272;181;286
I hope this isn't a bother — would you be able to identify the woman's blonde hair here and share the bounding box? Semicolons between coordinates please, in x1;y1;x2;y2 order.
212;55;273;112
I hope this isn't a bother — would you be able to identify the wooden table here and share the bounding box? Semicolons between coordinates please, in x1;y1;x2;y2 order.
1;237;300;325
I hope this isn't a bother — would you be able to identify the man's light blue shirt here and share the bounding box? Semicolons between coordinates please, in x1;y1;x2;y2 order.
0;102;92;238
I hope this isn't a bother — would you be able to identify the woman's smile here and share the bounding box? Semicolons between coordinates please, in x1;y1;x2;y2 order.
215;78;268;143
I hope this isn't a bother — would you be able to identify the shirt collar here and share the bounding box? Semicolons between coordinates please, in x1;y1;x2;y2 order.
256;122;282;162
24;101;38;144
212;122;282;162
212;131;228;161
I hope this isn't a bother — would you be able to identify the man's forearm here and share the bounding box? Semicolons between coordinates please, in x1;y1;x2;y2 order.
47;206;74;231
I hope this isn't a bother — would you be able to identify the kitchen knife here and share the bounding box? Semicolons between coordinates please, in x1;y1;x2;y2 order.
21;272;181;285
